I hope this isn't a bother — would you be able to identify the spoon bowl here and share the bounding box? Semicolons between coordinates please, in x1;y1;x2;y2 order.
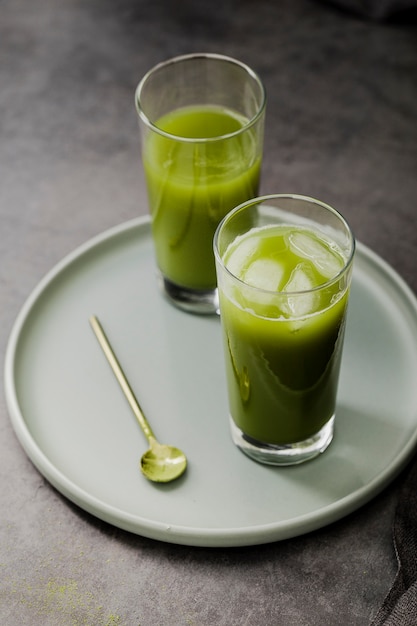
141;438;187;483
90;315;187;483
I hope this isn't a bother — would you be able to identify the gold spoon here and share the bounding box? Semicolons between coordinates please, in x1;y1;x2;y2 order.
89;315;187;483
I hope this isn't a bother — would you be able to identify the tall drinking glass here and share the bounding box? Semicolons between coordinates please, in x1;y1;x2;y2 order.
135;53;266;314
214;194;355;465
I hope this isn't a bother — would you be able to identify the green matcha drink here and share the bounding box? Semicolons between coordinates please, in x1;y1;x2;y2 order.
143;105;261;290
214;195;355;465
135;53;266;314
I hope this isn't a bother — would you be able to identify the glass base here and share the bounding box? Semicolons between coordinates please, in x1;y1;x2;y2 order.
230;416;335;466
160;275;219;315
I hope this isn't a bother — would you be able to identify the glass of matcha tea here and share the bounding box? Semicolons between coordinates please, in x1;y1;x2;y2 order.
135;53;266;314
214;194;355;465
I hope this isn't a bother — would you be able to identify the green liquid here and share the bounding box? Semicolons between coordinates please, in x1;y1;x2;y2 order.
219;225;350;444
143;105;261;290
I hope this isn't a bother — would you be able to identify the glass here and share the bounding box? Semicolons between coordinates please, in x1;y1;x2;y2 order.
214;194;355;465
135;53;266;314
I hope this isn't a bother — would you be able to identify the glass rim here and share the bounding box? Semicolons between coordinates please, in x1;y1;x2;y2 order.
213;193;356;297
134;52;266;144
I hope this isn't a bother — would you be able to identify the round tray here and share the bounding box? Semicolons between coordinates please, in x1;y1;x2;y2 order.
4;217;417;547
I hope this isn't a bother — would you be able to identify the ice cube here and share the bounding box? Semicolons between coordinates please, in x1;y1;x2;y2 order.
244;258;285;291
284;263;314;292
281;263;317;317
225;236;258;279
289;231;324;261
315;246;344;279
289;231;343;279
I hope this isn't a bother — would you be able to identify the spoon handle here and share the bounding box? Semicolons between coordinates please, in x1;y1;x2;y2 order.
89;315;156;443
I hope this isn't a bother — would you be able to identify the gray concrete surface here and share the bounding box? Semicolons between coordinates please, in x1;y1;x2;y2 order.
1;0;417;624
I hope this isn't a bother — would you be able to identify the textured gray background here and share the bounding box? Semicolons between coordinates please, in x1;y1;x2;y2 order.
1;0;417;624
